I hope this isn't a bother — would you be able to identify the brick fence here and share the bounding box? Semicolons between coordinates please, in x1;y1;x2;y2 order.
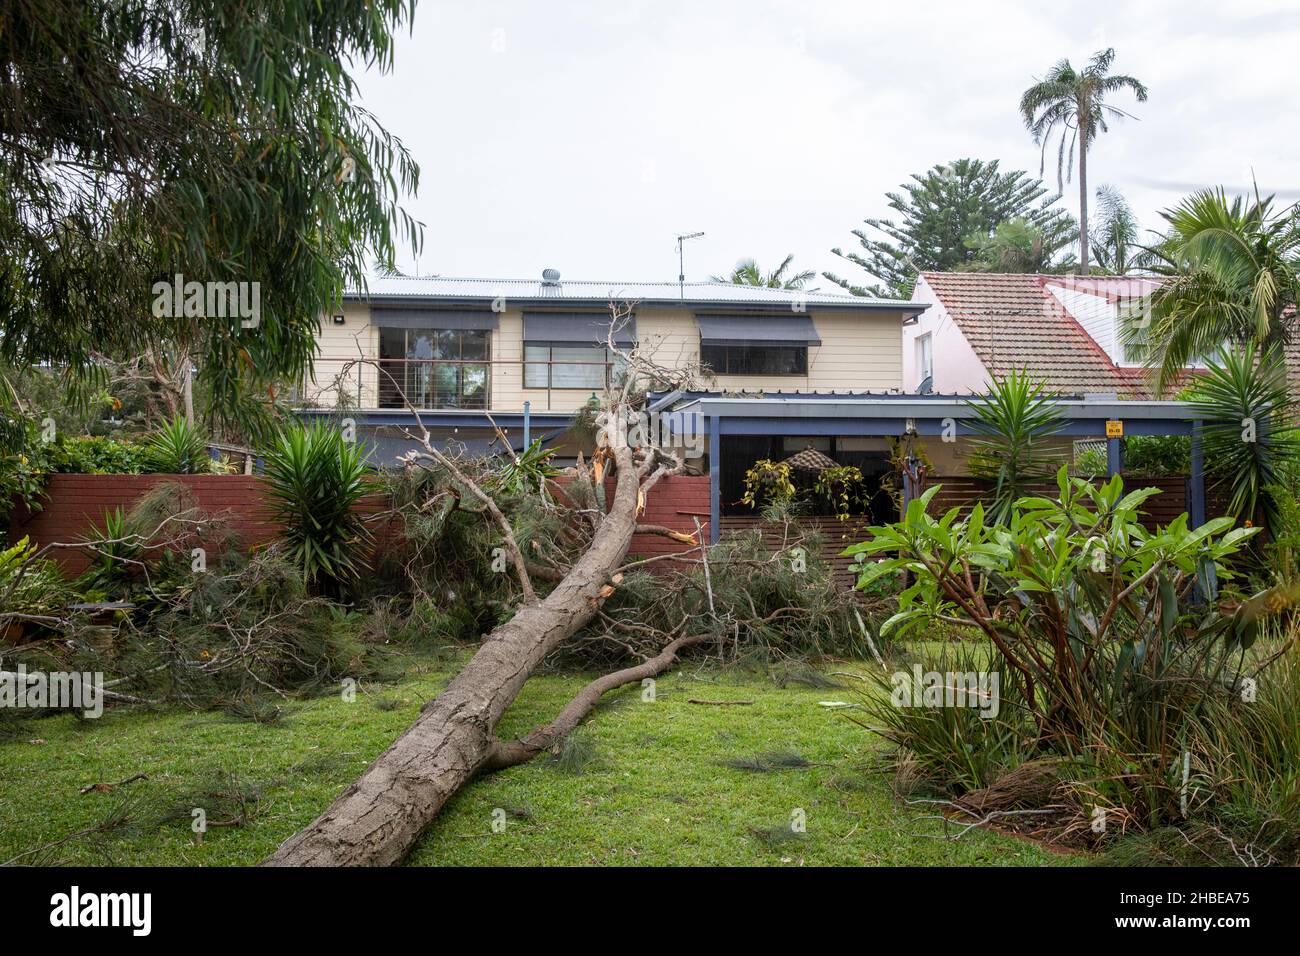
9;473;715;577
9;472;1213;579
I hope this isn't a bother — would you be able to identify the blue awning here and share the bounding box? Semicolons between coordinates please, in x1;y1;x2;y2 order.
372;309;499;330
522;311;636;345
695;313;821;346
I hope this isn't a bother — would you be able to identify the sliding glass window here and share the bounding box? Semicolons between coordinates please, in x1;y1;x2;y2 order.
523;344;624;389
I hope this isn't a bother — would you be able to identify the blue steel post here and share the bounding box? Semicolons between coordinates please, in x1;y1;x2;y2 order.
1189;421;1206;528
708;415;720;545
1107;436;1123;477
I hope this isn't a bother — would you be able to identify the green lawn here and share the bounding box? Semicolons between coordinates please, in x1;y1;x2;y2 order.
0;651;1072;866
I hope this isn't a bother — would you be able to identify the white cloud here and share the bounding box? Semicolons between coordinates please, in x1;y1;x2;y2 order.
358;0;1300;286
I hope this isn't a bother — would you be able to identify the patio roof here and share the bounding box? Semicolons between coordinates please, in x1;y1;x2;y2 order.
648;390;1210;544
656;391;1201;437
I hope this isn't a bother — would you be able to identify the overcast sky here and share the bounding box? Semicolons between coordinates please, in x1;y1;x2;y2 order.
358;0;1300;290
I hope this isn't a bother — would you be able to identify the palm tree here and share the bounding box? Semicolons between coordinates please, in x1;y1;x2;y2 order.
1090;185;1150;275
1129;188;1300;394
961;217;1078;273
714;255;815;290
1020;49;1148;274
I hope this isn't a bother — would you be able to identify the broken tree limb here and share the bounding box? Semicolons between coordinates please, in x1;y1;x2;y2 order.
634;523;697;544
483;631;714;770
687;698;754;706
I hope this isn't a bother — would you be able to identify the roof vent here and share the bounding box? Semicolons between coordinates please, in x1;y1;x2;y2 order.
541;268;561;285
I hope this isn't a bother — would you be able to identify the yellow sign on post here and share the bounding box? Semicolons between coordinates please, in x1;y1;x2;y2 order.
1106;420;1124;438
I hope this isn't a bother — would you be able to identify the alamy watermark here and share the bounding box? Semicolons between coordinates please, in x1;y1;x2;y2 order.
1;664;104;718
151;273;261;328
50;886;151;936
595;408;704;459
890;664;1000;719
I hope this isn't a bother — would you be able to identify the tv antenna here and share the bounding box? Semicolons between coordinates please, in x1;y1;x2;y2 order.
675;231;704;299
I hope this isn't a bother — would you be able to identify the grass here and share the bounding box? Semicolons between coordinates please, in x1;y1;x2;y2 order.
0;650;1072;866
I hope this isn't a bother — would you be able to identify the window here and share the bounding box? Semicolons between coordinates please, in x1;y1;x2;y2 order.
699;344;808;375
378;327;490;409
523;344;623;389
916;333;933;382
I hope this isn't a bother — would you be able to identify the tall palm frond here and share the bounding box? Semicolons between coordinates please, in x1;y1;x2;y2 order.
1020;48;1148;274
1128;188;1300;395
1091;184;1150;275
714;255;816;290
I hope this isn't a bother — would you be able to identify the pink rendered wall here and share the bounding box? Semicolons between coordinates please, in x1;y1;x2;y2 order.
902;277;990;394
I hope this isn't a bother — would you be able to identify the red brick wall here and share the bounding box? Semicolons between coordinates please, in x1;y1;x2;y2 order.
8;475;283;575
621;475;712;565
10;473;715;576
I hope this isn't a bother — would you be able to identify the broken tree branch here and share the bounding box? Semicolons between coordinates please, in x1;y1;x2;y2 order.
484;631;714;770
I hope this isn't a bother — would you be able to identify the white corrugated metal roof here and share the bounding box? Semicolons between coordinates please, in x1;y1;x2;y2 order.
346;275;923;310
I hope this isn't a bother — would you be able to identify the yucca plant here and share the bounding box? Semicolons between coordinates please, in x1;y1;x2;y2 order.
964;370;1065;524
142;416;211;474
78;505;143;590
262;423;373;592
1190;343;1300;531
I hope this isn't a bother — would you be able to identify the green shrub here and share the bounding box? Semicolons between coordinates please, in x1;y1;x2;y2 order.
141;416;212;474
262;422;373;592
1073;445;1107;477
1121;435;1190;476
0;536;71;637
51;435;144;474
847;468;1296;833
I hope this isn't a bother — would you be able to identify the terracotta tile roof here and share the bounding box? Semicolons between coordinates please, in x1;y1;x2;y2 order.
920;272;1148;396
923;273;1300;400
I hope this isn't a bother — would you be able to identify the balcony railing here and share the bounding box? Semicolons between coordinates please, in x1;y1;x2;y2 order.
298;357;623;411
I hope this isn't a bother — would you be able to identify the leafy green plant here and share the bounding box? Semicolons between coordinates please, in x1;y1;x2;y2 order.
1190;343;1300;530
1121;434;1190;476
846;469;1295;827
51;435;145;474
964;370;1065;523
141;416;211;474
1263;480;1300;583
262;423;373;591
740;459;795;510
1073;444;1108;477
0;536;70;637
812;465;865;521
78;506;144;591
0;425;52;533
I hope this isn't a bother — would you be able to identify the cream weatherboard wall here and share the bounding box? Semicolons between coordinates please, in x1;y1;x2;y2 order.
300;305;906;413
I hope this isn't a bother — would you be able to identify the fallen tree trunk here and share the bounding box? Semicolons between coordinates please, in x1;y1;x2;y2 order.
264;445;649;866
